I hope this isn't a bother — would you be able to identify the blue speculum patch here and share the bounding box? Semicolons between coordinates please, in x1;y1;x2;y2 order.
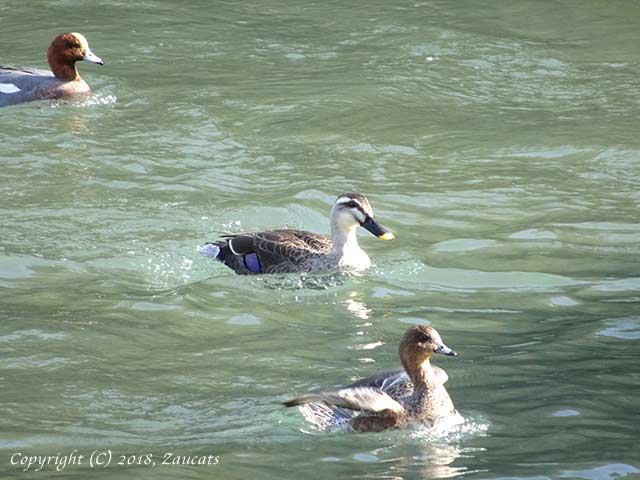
243;253;261;273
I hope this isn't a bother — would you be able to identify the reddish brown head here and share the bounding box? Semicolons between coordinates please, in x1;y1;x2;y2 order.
47;32;103;81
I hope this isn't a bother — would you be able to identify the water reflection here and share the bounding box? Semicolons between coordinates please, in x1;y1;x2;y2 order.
344;296;371;320
597;317;640;340
363;432;487;479
406;443;468;479
315;415;490;479
346;443;467;480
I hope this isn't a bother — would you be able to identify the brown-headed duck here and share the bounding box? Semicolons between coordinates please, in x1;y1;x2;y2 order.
283;325;463;432
198;193;394;274
0;32;103;108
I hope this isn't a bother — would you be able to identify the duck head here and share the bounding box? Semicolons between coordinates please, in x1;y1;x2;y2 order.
330;193;395;240
47;32;103;81
399;325;456;376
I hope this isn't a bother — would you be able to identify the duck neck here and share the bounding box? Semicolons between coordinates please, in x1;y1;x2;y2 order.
48;49;80;82
408;358;436;400
330;224;360;258
51;62;79;82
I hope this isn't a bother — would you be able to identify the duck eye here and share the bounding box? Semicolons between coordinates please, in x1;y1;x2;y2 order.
346;201;358;208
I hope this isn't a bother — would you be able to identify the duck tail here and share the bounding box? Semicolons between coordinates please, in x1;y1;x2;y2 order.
282;394;322;407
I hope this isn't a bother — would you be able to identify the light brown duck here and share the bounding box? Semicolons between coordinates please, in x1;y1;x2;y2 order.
283;325;462;432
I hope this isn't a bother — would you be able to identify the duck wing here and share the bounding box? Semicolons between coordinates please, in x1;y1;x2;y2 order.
349;370;413;400
283;387;405;414
1;67;58;107
0;65;52;76
349;366;448;394
296;401;356;431
208;229;332;274
283;387;405;432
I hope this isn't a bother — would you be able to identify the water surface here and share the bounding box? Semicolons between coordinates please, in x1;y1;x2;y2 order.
1;1;639;479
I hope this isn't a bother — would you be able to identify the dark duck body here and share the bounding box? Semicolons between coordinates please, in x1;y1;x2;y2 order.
283;325;463;433
199;193;394;274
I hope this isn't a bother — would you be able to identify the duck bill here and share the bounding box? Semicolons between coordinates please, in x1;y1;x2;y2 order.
435;344;457;356
361;217;395;240
83;48;104;65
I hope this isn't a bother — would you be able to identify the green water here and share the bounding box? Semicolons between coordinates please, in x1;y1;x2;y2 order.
2;1;640;479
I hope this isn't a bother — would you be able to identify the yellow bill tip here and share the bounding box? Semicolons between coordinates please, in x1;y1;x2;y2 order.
379;232;395;241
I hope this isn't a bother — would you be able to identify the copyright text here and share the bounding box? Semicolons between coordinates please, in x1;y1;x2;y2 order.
9;450;220;472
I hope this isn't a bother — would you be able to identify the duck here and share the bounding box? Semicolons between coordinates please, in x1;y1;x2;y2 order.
282;325;462;433
198;193;395;274
0;32;103;108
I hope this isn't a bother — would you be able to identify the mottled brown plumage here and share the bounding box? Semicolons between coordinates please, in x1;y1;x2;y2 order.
283;325;463;433
219;229;332;274
200;193;394;274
